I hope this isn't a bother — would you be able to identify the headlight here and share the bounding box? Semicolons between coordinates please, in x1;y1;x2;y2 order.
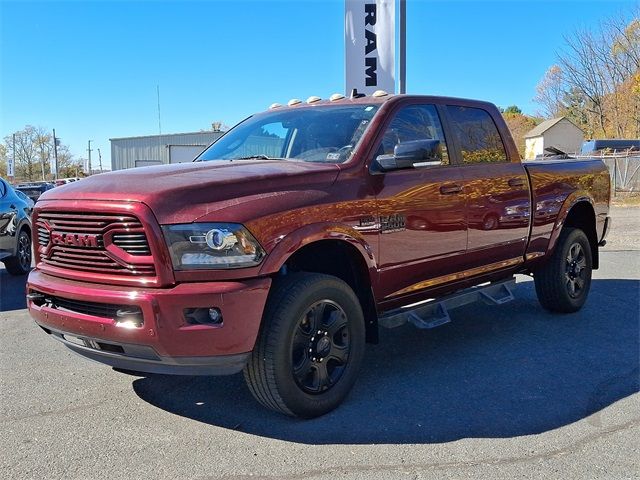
504;207;519;215
162;223;265;270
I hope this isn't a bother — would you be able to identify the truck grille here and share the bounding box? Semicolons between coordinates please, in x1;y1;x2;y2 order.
36;211;155;277
112;233;151;255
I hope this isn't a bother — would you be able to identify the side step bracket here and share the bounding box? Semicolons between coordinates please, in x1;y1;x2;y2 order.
379;277;516;330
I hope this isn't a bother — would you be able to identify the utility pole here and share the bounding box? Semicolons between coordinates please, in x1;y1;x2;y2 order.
87;140;93;176
399;0;406;94
97;148;103;172
157;85;162;134
52;129;59;180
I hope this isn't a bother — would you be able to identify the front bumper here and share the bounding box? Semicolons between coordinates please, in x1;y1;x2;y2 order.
27;270;271;375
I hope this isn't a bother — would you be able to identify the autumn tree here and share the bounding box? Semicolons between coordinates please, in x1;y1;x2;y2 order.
502;109;542;157
534;8;640;139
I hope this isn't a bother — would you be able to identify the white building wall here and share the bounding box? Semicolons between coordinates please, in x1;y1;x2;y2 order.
540;120;584;155
525;136;544;160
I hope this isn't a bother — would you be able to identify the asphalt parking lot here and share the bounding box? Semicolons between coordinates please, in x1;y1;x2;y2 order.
1;207;638;480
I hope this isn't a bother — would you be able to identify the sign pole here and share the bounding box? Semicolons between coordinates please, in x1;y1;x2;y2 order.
398;0;406;94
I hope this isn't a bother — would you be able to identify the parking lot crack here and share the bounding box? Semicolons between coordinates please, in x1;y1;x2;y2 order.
0;400;108;424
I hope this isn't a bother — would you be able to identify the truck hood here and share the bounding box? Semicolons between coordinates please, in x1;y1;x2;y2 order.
40;160;340;224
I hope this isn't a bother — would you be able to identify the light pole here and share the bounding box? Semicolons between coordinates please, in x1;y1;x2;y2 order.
87;140;93;176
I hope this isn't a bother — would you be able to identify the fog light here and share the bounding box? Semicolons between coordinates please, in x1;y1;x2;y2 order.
115;308;144;328
184;307;223;326
208;307;222;323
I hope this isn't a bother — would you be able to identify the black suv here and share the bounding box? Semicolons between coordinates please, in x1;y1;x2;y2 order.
0;178;33;275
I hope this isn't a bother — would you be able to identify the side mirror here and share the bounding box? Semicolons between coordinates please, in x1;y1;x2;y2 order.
374;139;442;171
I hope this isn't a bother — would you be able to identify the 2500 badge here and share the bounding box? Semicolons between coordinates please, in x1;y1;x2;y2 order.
357;214;406;233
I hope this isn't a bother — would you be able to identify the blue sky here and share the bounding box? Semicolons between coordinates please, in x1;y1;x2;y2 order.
1;0;636;168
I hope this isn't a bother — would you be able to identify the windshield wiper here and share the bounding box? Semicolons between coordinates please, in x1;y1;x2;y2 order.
233;155;285;161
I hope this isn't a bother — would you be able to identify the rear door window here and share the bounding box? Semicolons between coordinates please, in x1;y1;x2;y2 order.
446;106;507;164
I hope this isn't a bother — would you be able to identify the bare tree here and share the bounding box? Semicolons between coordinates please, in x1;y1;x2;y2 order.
5;126;40;181
534;8;640;138
35;127;52;181
0;144;7;177
3;126;82;181
534;65;566;118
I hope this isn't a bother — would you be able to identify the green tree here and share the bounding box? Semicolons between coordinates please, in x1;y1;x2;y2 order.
504;105;522;114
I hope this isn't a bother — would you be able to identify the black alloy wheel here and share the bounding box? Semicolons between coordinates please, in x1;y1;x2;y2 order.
5;230;32;276
534;227;593;313
565;242;587;298
291;300;351;394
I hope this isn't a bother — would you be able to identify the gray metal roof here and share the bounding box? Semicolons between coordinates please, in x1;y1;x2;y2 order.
524;117;581;138
109;130;224;141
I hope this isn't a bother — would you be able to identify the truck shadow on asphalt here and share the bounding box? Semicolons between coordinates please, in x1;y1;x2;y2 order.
133;277;638;444
0;269;28;312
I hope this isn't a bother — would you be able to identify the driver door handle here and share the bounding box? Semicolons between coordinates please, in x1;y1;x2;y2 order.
440;184;463;195
508;178;525;188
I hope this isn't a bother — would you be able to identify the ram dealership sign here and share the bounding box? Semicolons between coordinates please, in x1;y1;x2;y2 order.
345;0;395;95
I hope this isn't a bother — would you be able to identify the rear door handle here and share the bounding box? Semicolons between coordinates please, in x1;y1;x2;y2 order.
508;178;525;188
439;184;463;195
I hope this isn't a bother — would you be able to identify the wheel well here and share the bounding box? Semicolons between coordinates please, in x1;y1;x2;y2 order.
283;240;378;343
21;223;31;238
564;201;599;269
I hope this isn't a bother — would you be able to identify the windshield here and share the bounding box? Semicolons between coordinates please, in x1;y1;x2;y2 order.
196;104;379;163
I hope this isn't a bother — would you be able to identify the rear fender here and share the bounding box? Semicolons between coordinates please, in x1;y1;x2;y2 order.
546;192;597;265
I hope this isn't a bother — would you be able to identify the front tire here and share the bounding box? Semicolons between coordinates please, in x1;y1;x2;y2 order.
4;230;32;276
482;213;499;230
534;227;592;313
243;272;365;418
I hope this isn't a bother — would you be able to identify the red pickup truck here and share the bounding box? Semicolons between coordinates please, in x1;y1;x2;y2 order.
27;93;611;418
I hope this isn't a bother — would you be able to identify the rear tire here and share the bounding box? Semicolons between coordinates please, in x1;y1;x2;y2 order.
243;272;365;418
534;227;592;313
4;230;32;276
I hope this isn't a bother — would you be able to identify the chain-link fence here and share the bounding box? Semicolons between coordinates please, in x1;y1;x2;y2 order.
604;155;640;193
576;152;640;193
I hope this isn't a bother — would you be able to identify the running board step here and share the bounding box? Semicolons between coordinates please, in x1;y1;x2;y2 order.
379;278;516;330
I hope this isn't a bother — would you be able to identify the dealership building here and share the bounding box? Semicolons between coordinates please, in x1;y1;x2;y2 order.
110;130;224;171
